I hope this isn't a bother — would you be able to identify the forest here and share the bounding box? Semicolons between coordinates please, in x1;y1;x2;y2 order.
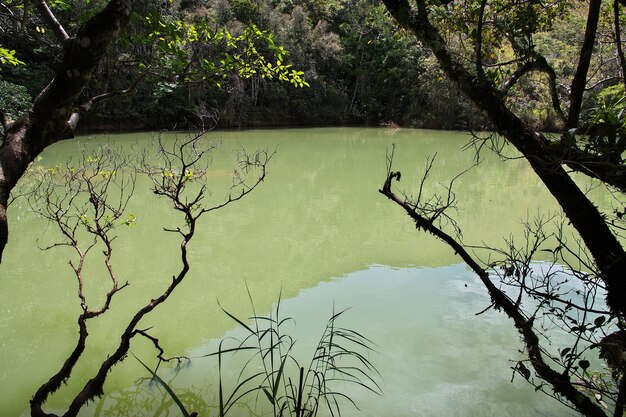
0;0;564;131
1;1;622;131
2;1;626;417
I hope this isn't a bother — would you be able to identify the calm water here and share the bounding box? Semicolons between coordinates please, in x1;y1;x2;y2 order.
0;127;593;416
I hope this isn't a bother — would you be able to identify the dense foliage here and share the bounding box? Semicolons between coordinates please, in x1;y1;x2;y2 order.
2;1;624;130
0;0;488;129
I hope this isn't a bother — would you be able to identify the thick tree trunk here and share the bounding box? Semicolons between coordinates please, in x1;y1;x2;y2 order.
0;0;133;262
0;121;30;262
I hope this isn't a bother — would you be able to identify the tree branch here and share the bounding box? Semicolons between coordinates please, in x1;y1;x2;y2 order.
135;329;189;365
567;0;602;129
381;0;626;320
501;55;566;125
80;74;147;112
474;0;487;80
0;0;134;261
34;0;69;44
379;170;610;417
547;141;626;192
614;0;626;86
66;75;147;136
31;317;89;417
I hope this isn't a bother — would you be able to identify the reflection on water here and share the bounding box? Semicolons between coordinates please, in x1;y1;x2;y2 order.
89;265;575;417
0;128;601;416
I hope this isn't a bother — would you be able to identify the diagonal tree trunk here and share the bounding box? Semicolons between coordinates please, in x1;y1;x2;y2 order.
380;0;626;320
0;0;133;262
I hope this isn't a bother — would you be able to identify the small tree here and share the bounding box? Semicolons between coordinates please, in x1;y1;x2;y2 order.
380;1;626;416
23;132;271;417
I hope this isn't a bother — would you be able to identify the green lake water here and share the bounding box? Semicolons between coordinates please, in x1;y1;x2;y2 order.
0;127;597;416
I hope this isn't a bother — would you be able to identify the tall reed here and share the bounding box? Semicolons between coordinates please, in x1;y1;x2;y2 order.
137;294;381;416
205;293;382;417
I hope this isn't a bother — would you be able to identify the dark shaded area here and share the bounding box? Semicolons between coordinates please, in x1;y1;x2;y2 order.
1;0;487;132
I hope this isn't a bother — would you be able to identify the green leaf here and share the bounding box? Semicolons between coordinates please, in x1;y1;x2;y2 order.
0;47;25;66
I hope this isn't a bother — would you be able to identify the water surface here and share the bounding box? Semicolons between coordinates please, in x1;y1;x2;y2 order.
0;128;595;416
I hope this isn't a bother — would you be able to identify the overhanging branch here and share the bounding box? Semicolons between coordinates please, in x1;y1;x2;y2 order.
66;75;147;136
380;0;626;319
0;0;135;262
547;141;626;192
379;169;610;417
79;74;147;112
35;0;69;44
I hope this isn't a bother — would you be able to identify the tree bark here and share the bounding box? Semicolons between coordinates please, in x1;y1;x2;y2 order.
0;0;133;262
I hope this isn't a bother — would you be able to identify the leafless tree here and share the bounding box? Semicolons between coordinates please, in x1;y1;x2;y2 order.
21;132;272;417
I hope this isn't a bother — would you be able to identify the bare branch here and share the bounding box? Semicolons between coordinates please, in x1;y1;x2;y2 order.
135;329;189;366
80;74;147;112
200;149;274;216
31;317;89;417
31;132;273;415
379;165;610;417
585;76;621;92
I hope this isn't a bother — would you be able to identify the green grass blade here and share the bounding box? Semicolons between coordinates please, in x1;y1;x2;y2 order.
219;302;256;334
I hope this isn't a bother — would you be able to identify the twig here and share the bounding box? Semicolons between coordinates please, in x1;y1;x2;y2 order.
135;329;189;365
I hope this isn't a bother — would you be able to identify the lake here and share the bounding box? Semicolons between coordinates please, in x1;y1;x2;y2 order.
0;127;590;416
